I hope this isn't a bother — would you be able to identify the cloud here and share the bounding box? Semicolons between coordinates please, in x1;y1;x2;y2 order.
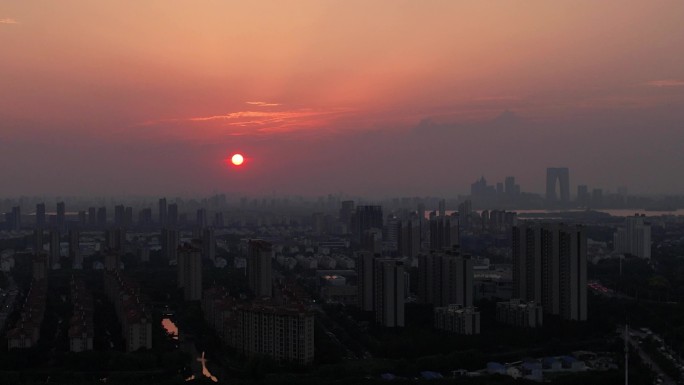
645;79;684;87
0;18;19;24
245;101;281;107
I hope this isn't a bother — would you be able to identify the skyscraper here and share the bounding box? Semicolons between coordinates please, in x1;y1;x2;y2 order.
196;208;207;228
36;203;46;229
114;205;125;227
613;215;651;259
545;167;570;205
69;229;82;268
356;251;376;312
418;251;473;308
49;230;60;268
159;198;167;226
167;203;179;228
397;219;420;258
351;205;383;245
178;243;202;301
161;228;179;261
247;240;273;298
374;258;405;327
202;228;216;262
88;207;97;227
33;228;44;253
97;207;107;227
429;216;459;252
56;202;66;230
512;223;587;321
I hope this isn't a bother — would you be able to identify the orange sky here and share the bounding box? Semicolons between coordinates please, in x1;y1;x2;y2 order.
2;1;684;196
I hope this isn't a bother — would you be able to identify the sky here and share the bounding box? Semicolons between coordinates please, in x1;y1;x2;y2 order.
2;1;684;197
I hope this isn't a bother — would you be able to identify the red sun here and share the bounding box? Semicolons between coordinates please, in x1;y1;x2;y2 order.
231;153;244;166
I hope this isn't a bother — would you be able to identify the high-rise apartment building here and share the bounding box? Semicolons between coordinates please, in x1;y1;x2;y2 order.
397;220;420;258
36;203;46;229
97;207;107;227
167;203;179;227
88;207;97;226
512;223;587;321
56;202;66;229
356;251;376;312
351;205;383;244
178;243;202;301
49;230;60;269
248;240;273;298
69;229;81;268
202;228;216;262
374;258;405;327
159;198;167;226
114;205;125;227
429;216;459;252
161;228;179;261
227;301;315;365
613;214;651;259
418;251;473;308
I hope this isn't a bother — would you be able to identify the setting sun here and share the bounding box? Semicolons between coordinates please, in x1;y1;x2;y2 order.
231;153;244;166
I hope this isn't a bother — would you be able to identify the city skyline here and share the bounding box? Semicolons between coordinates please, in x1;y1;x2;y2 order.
2;2;684;196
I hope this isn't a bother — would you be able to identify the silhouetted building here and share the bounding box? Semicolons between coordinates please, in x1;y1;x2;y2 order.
352;205;383;244
114;205;125;227
546;167;570;205
512;223;587;321
225;301;315;365
429;216;459;251
178;243;202;301
97;207;107;227
202;228;216;262
6;206;20;231
458;200;473;231
88;207;96;226
138;208;152;226
339;200;355;233
248;240;272;298
49;230;60;268
356;251;376;312
33;229;44;254
36;203;46;229
614;215;651;259
167;203;178;227
196;208;207;228
398;219;420;258
69;230;81;268
434;305;480;335
374;258;405;327
105;228;125;252
159;198;167;226
577;185;590;206
496;299;543;328
56;202;66;229
362;228;382;255
161;228;179;261
419;251;473;307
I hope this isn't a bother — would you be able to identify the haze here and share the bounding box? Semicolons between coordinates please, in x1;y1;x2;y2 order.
2;1;684;197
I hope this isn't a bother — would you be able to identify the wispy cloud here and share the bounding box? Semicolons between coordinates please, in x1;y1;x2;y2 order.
246;101;281;107
138;106;354;137
0;18;19;24
645;79;684;87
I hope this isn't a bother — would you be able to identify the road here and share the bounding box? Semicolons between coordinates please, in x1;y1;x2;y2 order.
626;327;677;385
